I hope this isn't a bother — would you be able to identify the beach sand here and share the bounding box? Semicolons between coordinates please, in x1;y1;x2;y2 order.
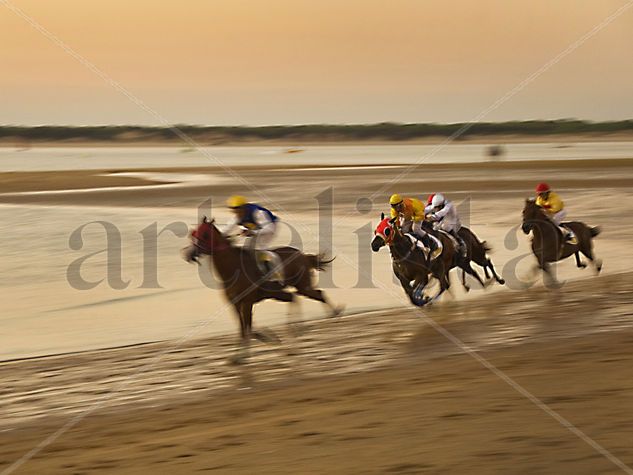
2;273;633;474
1;155;633;473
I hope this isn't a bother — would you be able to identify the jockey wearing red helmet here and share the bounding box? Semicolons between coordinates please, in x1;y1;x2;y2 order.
534;183;565;224
424;193;436;215
535;183;574;241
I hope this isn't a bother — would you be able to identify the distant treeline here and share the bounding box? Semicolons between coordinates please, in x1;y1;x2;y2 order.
2;120;633;143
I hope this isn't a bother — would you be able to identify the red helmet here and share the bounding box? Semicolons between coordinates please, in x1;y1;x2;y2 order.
535;183;550;193
427;193;435;205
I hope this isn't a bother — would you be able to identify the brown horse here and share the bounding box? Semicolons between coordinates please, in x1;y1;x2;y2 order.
183;216;342;363
419;220;504;290
458;227;505;287
371;214;457;305
522;199;602;282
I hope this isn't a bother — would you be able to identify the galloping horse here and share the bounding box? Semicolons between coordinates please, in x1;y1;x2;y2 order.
420;220;504;289
371;214;457;305
522;199;602;282
183;216;342;363
457;227;505;287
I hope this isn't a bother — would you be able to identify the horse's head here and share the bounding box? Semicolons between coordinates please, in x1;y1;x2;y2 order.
189;216;227;255
522;198;544;234
371;212;396;252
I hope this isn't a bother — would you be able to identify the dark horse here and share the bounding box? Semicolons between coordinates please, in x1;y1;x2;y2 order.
419;220;505;290
371;214;459;305
183;216;342;363
458;226;505;287
522;199;602;282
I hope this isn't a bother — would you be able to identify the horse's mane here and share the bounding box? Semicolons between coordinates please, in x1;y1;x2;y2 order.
524;198;544;216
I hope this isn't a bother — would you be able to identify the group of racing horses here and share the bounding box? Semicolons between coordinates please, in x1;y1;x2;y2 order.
183;194;601;363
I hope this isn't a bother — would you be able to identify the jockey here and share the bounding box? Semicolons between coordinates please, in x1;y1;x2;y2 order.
389;193;437;253
535;183;572;240
424;193;435;215
535;183;566;224
222;195;282;280
428;193;466;256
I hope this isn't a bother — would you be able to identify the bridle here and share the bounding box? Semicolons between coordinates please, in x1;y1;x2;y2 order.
192;220;230;255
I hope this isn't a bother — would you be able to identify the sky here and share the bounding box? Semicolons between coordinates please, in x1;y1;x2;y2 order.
1;0;633;126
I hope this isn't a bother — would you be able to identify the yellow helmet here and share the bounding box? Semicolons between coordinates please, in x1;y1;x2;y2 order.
389;193;403;206
227;195;247;208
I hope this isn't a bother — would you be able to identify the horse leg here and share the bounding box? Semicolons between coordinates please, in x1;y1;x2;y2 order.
395;270;414;298
540;261;560;289
469;264;486;288
574;251;587;269
297;286;344;317
287;296;305;337
245;300;281;345
430;272;450;303
461;268;470;293
486;258;505;285
580;243;602;275
229;301;250;365
260;287;294;303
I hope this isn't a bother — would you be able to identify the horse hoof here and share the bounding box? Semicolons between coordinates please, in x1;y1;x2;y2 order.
595;259;602;275
228;354;246;366
415;295;432;307
498;278;506;285
464;286;470;293
330;305;345;318
288;322;307;337
254;329;281;345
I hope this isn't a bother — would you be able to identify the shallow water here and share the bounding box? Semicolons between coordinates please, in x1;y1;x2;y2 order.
1;188;631;361
0;204;410;360
1;141;633;172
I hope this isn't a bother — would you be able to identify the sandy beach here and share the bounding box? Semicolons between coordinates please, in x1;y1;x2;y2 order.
1;150;633;473
2;273;633;474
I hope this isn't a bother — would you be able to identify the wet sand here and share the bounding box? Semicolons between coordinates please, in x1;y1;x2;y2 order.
2;155;633;473
2;273;633;474
1;158;632;209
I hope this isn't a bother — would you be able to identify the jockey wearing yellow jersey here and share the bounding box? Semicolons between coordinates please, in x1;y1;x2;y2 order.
535;183;573;241
389;194;437;253
535;183;565;223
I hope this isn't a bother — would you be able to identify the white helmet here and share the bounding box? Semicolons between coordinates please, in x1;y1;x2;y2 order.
431;193;445;208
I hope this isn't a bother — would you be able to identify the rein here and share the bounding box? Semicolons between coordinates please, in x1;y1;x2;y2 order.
524;208;568;260
192;227;231;255
390;234;418;264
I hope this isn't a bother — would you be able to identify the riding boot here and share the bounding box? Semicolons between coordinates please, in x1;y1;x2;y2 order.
561;227;573;242
420;233;437;265
420;234;437;254
261;254;284;283
451;230;467;257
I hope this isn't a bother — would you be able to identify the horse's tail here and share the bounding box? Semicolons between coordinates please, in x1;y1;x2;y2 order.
306;253;335;271
481;240;492;252
590;226;601;238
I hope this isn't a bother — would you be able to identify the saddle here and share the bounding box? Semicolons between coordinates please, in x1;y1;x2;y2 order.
254;250;285;283
559;223;578;245
436;229;462;254
404;233;443;262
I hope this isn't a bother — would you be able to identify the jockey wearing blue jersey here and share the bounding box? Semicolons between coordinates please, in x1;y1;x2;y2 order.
221;195;279;249
221;195;282;280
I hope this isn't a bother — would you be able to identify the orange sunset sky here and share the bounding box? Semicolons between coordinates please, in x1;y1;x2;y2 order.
1;0;632;125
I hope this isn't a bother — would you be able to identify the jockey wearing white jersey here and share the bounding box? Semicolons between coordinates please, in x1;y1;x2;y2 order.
427;193;466;256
